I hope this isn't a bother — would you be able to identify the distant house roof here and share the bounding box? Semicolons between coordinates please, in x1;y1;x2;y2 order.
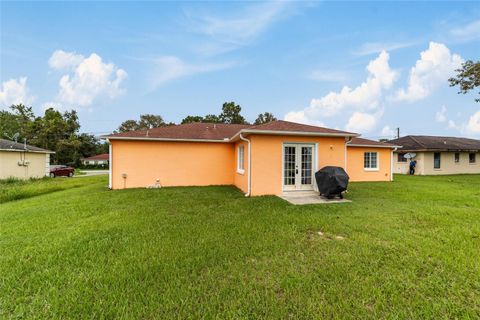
82;153;109;161
388;135;480;152
347;137;399;148
103;120;358;142
0;138;54;154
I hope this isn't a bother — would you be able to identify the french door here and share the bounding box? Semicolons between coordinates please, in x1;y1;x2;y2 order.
283;144;315;191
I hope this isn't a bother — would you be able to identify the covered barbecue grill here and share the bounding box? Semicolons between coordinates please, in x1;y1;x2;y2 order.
314;166;349;199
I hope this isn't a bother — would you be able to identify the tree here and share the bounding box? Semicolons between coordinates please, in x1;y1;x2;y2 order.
0;104;35;140
117;120;139;132
116;114;166;132
203;114;222;123
0;104;106;166
449;60;480;102
219;102;247;124
254;112;277;125
181;115;204;124
138;114;165;129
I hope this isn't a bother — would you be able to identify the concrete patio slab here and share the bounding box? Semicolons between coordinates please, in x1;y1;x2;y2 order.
279;191;351;205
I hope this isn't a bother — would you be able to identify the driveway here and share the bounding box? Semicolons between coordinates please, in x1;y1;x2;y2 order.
76;170;109;177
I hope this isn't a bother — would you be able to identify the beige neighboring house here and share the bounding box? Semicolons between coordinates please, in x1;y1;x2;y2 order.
0;138;54;180
81;153;109;166
389;135;480;175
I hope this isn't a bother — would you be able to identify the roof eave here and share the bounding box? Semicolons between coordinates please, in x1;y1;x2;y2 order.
230;129;359;141
347;144;402;149
104;136;230;143
0;148;55;154
396;148;480;152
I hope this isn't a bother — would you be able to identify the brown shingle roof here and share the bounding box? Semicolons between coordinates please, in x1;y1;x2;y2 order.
388;135;480;152
0;138;54;153
104;120;358;141
106;122;251;141
82;153;109;161
347;137;398;148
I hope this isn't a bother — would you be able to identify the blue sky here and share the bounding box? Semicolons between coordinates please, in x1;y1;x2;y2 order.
1;1;479;139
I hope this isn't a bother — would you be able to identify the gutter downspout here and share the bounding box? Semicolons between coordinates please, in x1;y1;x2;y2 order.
239;133;251;197
391;147;398;181
107;139;112;189
345;137;353;170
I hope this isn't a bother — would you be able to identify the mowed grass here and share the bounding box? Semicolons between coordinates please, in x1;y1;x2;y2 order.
1;175;479;319
0;176;102;204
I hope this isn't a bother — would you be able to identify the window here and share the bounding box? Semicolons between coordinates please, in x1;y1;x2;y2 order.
397;153;407;162
469;153;476;164
237;145;244;173
434;152;441;169
454;153;460;164
364;152;378;170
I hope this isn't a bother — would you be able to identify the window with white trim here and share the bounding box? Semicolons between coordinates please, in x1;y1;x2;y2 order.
237;145;244;173
364;152;378;170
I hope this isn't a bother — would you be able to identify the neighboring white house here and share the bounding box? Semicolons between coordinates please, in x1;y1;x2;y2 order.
81;153;109;166
389;135;480;175
0;138;54;180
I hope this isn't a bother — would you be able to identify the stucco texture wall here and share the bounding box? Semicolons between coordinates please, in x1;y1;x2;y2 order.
110;140;235;189
422;151;480;175
0;151;49;179
346;147;392;182
394;151;480;175
248;135;346;196
233;141;248;193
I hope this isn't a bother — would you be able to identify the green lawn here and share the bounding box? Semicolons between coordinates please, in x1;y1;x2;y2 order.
1;175;479;318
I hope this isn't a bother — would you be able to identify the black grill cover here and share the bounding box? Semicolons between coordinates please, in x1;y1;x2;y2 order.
315;166;349;198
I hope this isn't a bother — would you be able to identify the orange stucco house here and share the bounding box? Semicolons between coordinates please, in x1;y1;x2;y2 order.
104;120;399;196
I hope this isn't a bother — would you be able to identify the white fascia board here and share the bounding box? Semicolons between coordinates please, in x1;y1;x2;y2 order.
0;148;55;154
105;129;360;143
230;129;359;141
105;137;230;143
346;144;402;149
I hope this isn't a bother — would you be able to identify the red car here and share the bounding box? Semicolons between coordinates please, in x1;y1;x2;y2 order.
50;165;75;178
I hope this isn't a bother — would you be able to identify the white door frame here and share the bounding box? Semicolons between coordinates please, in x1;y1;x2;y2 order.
282;143;316;192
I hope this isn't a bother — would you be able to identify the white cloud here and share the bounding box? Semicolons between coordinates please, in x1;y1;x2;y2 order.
346;110;382;133
284;110;308;124
49;50;84;70
393;42;463;102
185;1;298;54
150;56;235;88
450;20;480;42
466;110;480;134
51;51;127;107
436;110;480;137
188;1;289;46
381;125;395;137
284;51;397;124
435;105;447;123
448;119;460;130
284;110;325;127
0;77;35;108
354;41;416;56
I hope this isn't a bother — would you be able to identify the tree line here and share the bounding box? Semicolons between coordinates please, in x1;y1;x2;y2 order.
0;104;108;166
115;102;277;133
0;101;277;166
1;59;476;167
